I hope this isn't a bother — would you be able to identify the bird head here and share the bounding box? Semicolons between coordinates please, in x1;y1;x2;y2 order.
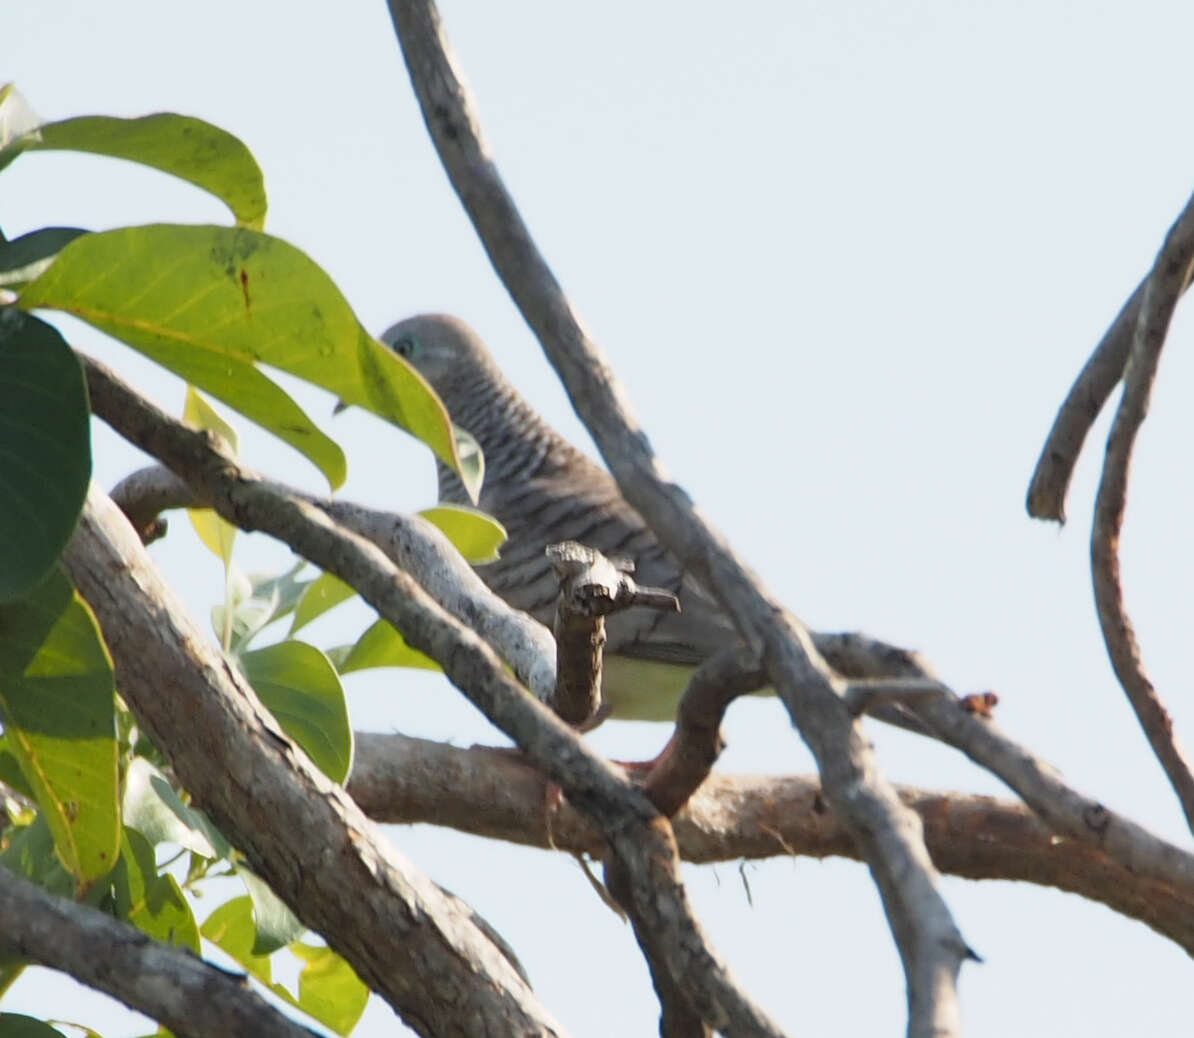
378;313;492;404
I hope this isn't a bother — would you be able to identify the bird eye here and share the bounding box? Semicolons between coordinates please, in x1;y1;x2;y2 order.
393;336;417;359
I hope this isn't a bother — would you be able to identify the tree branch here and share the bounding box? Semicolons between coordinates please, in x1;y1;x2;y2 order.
106;461;1194;897
1091;184;1194;834
388;4;969;1032
63;487;566;1037
0;866;318;1038
1025;279;1146;521
347;733;1194;957
81;354;786;1038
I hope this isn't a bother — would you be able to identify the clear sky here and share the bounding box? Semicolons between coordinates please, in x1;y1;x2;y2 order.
7;1;1194;1034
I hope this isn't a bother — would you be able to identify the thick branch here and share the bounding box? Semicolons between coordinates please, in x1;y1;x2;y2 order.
388;4;968;1032
82;355;784;1038
0;867;317;1038
64;488;565;1037
1091;185;1194;833
348;733;1194;957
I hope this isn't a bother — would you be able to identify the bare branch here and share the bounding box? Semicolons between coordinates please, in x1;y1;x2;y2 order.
110;464;192;543
641;648;766;819
0;866;318;1038
1090;185;1194;833
348;733;1194;957
81;354;785;1038
388;4;969;1031
847;646;1194;893
107;461;1194;896
1025;279;1146;521
64;488;566;1037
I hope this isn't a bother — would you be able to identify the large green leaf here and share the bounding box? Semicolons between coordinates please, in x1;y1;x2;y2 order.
19;224;463;487
240;641;352;783
0;569;118;886
110;826;201;953
0;311;91;603
28;114;267;230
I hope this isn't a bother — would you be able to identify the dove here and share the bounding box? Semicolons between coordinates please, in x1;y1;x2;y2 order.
381;313;750;721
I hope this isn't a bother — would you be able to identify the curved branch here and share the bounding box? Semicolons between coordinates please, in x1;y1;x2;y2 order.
388;4;969;1032
1091;186;1194;833
0;866;318;1038
348;733;1194;956
1025;279;1145;521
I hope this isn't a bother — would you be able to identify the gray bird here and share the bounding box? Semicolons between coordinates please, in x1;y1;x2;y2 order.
381;313;749;721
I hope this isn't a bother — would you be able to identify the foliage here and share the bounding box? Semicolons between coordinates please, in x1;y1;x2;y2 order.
0;88;504;1035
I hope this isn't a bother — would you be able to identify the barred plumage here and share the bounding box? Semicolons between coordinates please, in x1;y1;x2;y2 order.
381;313;744;720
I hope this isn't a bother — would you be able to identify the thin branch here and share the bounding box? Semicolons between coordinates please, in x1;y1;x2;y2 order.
1025;279;1146;521
81;355;785;1038
1091;185;1194;834
641;648;766;819
844;644;1194;894
65;488;566;1038
388;4;969;1033
0;866;319;1038
348;733;1194;957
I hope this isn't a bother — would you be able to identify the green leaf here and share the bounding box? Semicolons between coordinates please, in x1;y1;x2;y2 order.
452;426;485;506
201;896;274;986
0;1014;68;1037
111;826;201;953
121;757;216;858
0;739;33;800
0;85;42;173
239;868;305;956
240;641;353;783
18;224;467;489
0;228;88;289
0;311;91;603
289;572;354;635
337;619;439;675
184;386;239;565
246;562;311;629
0;569;118;886
420;504;506;563
29;114;267;230
201;896;366;1036
0;814;75;900
290;943;369;1036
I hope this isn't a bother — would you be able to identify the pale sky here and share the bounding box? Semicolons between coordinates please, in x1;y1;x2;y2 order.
7;1;1194;1034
